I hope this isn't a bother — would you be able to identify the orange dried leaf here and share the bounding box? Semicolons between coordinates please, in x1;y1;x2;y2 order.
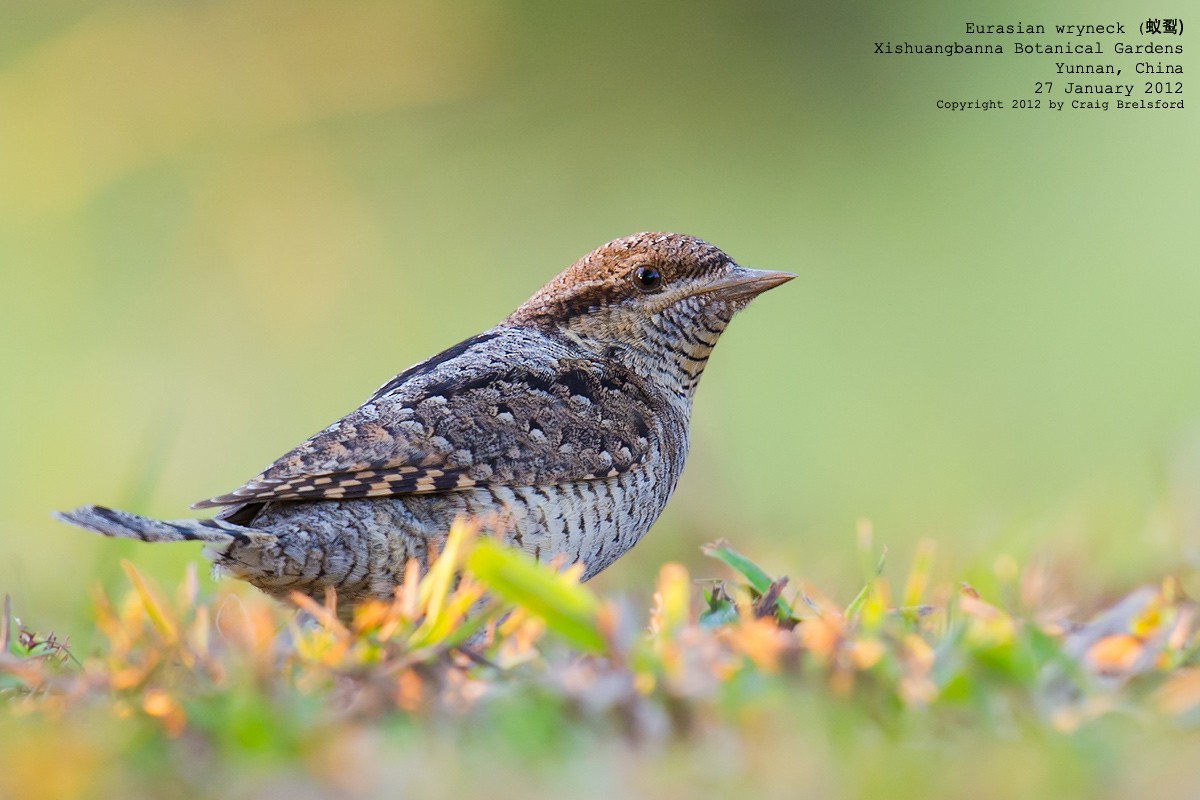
899;675;937;706
903;634;935;675
959;591;1005;620
730;617;788;672
1167;608;1195;652
395;670;424;712
1087;634;1144;675
849;638;884;670
142;689;186;736
400;559;422;619
800;616;841;660
142;689;173;717
1155;668;1200;715
290;592;349;638
120;561;178;644
352;599;389;633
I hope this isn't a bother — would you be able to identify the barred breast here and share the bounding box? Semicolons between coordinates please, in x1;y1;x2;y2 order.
213;441;684;604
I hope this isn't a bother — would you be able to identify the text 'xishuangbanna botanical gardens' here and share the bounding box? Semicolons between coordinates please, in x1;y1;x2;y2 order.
874;41;1182;56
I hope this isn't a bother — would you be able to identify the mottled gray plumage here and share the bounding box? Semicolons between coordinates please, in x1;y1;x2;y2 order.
56;233;792;606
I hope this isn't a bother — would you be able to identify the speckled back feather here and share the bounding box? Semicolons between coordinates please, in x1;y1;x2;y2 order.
194;329;667;508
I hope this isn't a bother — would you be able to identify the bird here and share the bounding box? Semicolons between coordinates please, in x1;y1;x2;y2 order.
55;232;793;607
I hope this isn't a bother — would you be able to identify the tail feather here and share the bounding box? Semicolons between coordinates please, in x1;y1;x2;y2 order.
53;505;267;545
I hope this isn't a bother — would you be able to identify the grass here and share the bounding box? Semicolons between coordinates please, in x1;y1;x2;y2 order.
4;520;1200;800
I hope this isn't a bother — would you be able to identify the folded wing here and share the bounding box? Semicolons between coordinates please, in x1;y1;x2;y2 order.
194;353;657;509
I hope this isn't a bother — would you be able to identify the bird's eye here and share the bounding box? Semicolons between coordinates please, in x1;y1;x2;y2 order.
632;266;664;292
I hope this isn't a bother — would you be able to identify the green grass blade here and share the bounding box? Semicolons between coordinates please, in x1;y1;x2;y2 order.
701;539;795;621
467;540;605;653
701;539;773;594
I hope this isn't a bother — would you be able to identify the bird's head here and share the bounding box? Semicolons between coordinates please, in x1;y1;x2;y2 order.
507;232;793;394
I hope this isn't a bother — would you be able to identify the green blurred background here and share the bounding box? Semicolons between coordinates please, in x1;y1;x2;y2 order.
2;0;1197;641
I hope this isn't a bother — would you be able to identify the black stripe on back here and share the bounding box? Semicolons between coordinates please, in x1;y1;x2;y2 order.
369;332;501;401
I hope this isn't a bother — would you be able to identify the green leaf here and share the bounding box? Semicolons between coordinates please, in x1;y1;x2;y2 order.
699;588;739;628
701;540;794;622
467;539;605;653
702;539;774;594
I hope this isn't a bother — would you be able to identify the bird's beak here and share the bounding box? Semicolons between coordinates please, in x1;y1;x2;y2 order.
688;266;796;302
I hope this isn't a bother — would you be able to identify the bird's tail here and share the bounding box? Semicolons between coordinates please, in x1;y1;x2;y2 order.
53;505;267;546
